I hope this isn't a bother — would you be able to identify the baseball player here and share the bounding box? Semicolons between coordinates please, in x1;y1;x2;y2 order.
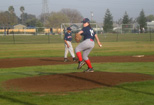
64;27;77;62
75;18;102;72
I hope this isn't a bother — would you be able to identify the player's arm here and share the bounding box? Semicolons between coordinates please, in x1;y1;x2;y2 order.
95;34;102;47
64;40;70;48
77;30;83;35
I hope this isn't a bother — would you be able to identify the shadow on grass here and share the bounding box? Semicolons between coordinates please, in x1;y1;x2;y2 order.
35;71;57;76
13;71;57;76
0;71;58;77
64;73;154;96
0;95;37;105
115;85;154;96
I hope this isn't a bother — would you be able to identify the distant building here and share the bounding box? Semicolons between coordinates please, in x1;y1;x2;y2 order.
147;21;154;32
14;24;26;29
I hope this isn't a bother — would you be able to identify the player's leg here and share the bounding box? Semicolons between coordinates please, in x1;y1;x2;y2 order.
68;42;75;58
75;42;84;62
67;41;77;61
83;50;92;67
64;43;69;62
75;41;87;69
75;39;93;69
82;40;94;72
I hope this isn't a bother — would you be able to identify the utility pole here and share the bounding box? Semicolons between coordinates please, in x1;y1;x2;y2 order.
42;0;49;26
91;11;93;21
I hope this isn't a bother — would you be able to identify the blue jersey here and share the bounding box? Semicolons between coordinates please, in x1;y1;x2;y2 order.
64;32;72;41
81;26;96;40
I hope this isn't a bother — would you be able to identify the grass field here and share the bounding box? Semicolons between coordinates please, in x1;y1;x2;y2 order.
0;33;154;44
0;41;154;59
0;39;154;105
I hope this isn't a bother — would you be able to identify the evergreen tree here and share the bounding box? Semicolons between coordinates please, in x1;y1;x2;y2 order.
103;9;113;32
137;9;147;32
122;11;130;24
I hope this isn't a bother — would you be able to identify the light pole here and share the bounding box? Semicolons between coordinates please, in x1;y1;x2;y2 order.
91;11;93;21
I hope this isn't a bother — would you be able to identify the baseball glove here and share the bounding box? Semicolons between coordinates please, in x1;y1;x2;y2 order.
75;33;82;43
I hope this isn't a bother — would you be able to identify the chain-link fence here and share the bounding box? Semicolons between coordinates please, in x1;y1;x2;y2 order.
102;33;154;42
0;33;154;44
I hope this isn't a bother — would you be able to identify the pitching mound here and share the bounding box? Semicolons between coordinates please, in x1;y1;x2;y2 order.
3;72;154;93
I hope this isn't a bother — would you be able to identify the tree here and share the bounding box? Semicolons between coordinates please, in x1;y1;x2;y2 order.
103;9;113;32
22;13;37;25
146;15;154;22
46;12;69;28
8;6;18;26
20;6;25;14
137;9;147;32
39;13;50;26
20;6;25;24
26;18;43;27
8;6;14;14
0;11;10;26
122;11;130;24
60;8;83;23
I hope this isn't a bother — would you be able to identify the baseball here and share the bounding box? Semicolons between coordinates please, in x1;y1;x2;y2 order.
99;44;102;47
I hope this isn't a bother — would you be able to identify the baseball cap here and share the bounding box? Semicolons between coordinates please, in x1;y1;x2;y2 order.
67;27;72;30
81;18;90;23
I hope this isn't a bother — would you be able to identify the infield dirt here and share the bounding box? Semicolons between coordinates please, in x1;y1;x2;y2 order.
1;55;154;68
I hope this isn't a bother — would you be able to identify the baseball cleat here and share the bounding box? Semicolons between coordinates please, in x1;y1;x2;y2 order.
84;68;94;72
73;58;77;62
64;58;68;62
77;60;86;69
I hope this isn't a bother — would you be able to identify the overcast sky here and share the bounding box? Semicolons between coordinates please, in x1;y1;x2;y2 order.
0;0;154;22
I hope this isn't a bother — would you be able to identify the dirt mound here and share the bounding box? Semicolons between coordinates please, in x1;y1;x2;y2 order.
3;72;154;93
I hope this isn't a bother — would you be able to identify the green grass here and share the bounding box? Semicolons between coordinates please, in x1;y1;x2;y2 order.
0;40;154;105
0;63;154;105
0;41;154;59
0;35;63;44
0;33;154;44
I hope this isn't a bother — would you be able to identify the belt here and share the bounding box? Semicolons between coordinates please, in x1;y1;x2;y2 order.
90;39;94;41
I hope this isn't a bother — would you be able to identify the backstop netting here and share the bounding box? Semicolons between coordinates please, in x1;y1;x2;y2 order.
121;24;140;33
61;23;101;34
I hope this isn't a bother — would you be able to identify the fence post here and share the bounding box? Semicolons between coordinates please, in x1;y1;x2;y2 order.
48;33;50;43
116;33;119;42
150;28;152;41
13;31;15;44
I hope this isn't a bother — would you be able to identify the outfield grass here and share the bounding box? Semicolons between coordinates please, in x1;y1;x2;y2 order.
0;41;154;105
0;41;154;59
0;33;154;44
